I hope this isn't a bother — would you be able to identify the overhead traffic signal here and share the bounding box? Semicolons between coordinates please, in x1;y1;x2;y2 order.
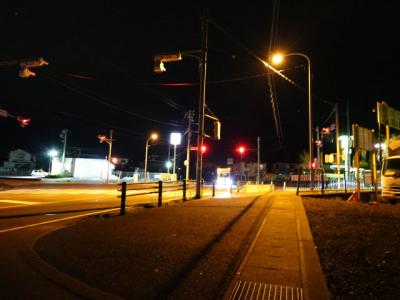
201;145;207;153
98;134;108;143
17;116;30;127
213;121;221;140
18;57;49;78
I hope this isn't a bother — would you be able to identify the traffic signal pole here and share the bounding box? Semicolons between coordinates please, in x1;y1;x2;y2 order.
195;15;208;199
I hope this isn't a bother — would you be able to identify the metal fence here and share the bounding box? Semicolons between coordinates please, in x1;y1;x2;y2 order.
294;167;380;195
117;180;197;215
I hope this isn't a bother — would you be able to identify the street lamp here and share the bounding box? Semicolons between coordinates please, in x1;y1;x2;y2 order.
98;129;113;184
271;52;314;187
170;132;182;181
48;149;58;174
144;133;158;182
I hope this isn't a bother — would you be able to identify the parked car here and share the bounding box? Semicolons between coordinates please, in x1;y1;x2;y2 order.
31;169;48;177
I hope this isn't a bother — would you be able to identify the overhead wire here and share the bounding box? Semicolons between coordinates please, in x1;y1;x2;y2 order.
45;74;182;127
92;58;188;113
267;0;284;146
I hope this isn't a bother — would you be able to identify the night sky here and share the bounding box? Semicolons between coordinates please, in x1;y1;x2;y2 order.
1;1;399;172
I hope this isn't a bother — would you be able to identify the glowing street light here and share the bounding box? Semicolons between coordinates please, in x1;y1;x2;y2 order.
48;149;58;174
170;132;182;179
144;133;158;182
271;52;314;187
166;161;172;173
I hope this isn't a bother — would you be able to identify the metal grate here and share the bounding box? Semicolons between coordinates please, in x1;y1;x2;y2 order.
229;281;303;300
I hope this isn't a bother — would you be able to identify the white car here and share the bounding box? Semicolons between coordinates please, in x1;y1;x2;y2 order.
31;169;48;177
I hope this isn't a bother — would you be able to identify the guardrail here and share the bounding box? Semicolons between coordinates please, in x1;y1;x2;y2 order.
117;180;196;215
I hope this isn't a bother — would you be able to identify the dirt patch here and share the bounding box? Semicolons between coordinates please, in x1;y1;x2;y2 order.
303;198;400;299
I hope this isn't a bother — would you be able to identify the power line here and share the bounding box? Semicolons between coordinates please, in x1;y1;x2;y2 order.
46;75;182;127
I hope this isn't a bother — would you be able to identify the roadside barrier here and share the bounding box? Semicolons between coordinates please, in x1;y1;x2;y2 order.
117;180;196;215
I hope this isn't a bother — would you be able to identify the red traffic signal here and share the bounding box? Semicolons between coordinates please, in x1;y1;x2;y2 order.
17;116;30;127
201;145;207;153
321;127;330;135
236;146;246;154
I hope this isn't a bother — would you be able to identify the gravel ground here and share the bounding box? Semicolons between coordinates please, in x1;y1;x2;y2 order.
302;197;400;300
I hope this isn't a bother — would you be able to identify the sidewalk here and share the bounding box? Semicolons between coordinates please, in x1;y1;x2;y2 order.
223;191;330;300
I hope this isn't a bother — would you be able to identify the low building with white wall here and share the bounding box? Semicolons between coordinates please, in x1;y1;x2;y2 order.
51;157;114;180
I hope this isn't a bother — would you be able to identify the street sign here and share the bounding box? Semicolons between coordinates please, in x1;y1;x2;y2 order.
0;109;7;118
352;124;375;151
190;146;198;151
377;101;400;130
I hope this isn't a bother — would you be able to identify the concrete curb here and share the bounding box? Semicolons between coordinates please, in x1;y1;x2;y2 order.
21;248;124;300
21;221;124;299
295;197;331;300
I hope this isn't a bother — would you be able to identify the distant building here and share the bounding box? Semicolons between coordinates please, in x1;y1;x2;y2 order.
0;149;35;176
51;157;114;179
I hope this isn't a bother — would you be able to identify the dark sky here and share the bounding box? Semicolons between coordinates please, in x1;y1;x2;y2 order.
1;1;399;171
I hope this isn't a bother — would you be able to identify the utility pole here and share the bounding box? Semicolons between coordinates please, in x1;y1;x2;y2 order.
257;136;260;184
195;14;208;199
316;126;320;168
185;111;194;181
335;103;341;189
107;129;113;184
98;130;113;184
60;129;68;174
346;100;351;180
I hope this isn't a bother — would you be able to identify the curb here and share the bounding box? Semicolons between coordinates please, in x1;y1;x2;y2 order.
21;220;125;299
296;198;331;300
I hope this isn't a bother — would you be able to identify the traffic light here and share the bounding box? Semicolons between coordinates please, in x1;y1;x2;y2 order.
98;134;107;143
213;121;221;140
321;127;330;135
236;146;246;154
18;57;49;78
17;116;30;127
153;53;182;73
201;145;207;153
19;67;36;78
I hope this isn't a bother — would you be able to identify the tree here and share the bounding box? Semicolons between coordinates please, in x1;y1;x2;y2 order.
299;150;310;168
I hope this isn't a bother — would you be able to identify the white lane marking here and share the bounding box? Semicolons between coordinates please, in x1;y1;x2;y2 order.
0;208;120;234
0;200;41;205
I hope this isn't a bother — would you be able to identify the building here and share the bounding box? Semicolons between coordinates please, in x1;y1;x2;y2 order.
0;149;35;176
51;157;115;180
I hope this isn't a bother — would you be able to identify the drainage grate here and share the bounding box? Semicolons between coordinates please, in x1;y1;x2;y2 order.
229;281;303;300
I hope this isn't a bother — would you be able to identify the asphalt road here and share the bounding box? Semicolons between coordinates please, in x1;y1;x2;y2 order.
0;193;272;299
0;180;213;233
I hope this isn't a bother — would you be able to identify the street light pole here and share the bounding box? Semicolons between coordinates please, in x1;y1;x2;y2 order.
185;111;194;181
61;129;68;174
257;136;260;184
144;133;158;182
106;129;113;184
144;138;150;182
195;15;208;199
173;144;177;175
271;52;313;188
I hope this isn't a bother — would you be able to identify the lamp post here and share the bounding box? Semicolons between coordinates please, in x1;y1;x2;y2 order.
144;133;158;182
170;132;182;181
272;52;313;187
98;129;113;184
48;149;58;174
